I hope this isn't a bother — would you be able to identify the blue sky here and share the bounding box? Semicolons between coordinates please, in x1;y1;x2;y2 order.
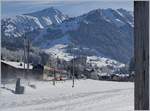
1;0;133;18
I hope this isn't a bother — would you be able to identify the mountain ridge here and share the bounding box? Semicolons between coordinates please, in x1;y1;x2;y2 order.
1;7;68;38
1;7;133;64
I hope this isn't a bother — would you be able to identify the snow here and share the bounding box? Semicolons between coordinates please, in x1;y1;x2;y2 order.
43;35;74;61
44;43;124;68
115;10;124;17
55;15;62;24
87;56;124;68
0;79;134;111
83;20;89;24
3;15;45;37
15;15;44;29
128;21;134;27
1;60;33;69
115;19;121;22
5;24;16;33
100;9;126;28
2;7;68;38
32;17;44;29
42;17;52;25
45;44;73;61
104;18;111;23
114;19;125;27
42;35;70;48
61;16;67;21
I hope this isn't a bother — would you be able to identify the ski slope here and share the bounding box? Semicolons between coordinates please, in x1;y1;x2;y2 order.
0;79;134;111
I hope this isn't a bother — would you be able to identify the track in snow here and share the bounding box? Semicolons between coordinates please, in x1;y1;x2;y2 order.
0;79;134;111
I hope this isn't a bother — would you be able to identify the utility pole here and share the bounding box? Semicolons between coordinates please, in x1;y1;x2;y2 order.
24;38;30;85
53;58;56;86
53;68;56;86
57;56;61;80
72;57;75;88
26;38;30;85
23;35;26;79
72;45;75;88
23;35;30;80
27;39;30;72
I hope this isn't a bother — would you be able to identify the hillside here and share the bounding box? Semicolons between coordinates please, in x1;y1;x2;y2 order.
1;7;133;64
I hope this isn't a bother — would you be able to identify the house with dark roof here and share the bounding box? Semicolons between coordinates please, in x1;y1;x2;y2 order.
1;60;43;83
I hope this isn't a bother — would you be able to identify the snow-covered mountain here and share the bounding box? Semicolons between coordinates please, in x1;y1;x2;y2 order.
1;8;133;64
1;7;68;37
33;8;133;63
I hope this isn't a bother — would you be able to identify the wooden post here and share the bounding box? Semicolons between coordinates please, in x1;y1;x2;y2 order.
27;39;30;85
23;35;26;79
27;39;30;73
53;68;56;86
134;1;149;110
72;46;75;88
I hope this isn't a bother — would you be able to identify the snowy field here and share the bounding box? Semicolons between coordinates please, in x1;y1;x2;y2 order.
0;79;134;111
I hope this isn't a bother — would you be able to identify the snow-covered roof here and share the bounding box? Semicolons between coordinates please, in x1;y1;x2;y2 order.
1;60;33;69
98;73;110;76
113;74;129;77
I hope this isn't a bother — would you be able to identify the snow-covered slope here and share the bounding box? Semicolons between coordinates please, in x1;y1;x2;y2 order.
2;15;44;37
39;8;133;63
1;7;68;37
45;44;73;61
44;43;125;70
25;7;68;27
58;8;133;32
0;79;134;111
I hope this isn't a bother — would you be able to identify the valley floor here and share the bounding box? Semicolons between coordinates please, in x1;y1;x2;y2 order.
0;79;134;111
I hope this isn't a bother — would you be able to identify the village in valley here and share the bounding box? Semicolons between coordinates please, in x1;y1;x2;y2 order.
1;41;135;87
1;43;135;92
1;37;135;86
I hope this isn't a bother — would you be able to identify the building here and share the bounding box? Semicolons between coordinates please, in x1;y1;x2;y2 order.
1;60;43;83
43;66;68;81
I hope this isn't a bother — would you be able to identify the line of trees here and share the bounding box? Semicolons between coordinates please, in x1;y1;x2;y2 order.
1;47;49;66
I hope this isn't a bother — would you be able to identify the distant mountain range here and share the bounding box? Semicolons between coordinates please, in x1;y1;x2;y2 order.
1;7;133;64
